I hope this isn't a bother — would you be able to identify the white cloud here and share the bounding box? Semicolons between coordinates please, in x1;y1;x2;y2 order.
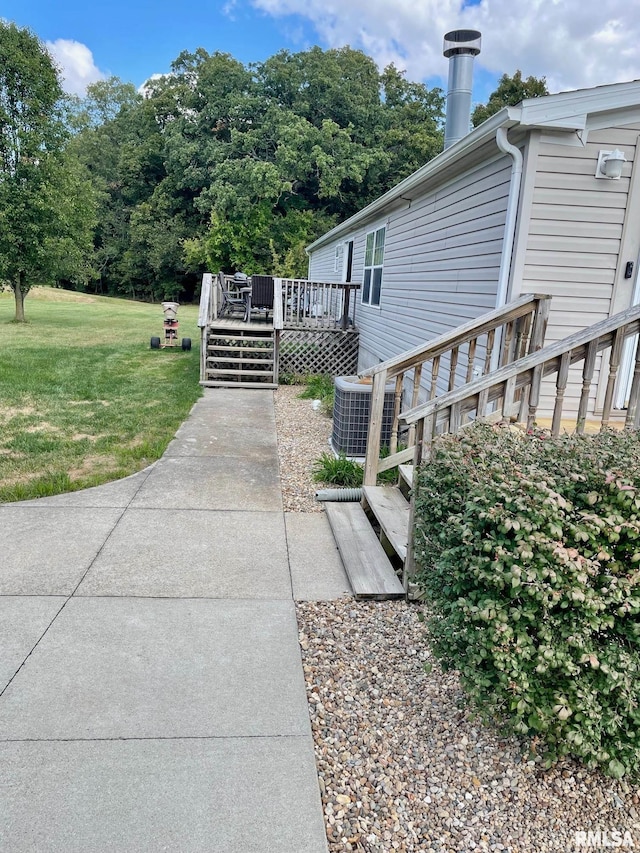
249;0;640;94
46;39;106;96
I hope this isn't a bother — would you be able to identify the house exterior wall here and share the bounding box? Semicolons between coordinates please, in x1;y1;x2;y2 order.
309;152;514;387
307;242;342;283
513;123;640;418
307;102;640;425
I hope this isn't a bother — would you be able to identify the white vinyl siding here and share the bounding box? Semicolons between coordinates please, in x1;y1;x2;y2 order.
519;125;640;418
308;242;343;282
356;154;512;387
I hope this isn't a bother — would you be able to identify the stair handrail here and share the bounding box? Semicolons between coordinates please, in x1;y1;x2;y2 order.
362;293;552;485
396;302;640;592
401;302;640;446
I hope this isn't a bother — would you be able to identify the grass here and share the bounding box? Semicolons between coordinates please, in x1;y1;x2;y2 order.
312;447;400;487
312;452;364;487
298;373;335;416
0;287;202;502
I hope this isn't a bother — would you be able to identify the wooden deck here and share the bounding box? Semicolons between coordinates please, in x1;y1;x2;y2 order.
199;274;362;383
207;317;274;331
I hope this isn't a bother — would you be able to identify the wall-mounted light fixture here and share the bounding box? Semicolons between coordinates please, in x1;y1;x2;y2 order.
595;149;627;180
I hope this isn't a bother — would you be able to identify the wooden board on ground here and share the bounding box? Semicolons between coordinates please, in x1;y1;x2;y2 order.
362;486;410;562
324;502;404;600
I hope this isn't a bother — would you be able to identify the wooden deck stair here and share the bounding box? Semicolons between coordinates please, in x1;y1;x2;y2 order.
202;321;278;388
361;485;410;562
324;483;411;599
324;501;404;599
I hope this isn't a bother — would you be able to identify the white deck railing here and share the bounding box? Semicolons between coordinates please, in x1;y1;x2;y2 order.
277;278;360;330
198;272;360;331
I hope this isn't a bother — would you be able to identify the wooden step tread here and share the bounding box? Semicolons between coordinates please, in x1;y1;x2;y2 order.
207;345;273;353
206;357;274;365
206;368;275;377
200;380;277;389
208;334;274;344
362;485;410;562
399;465;414;488
324;502;404;600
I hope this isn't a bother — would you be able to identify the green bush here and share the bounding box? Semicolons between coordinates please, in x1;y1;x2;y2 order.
413;423;640;780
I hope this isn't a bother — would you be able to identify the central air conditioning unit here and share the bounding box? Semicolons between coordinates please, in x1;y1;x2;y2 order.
331;375;396;457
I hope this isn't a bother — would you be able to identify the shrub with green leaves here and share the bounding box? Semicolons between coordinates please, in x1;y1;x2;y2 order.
413;423;640;780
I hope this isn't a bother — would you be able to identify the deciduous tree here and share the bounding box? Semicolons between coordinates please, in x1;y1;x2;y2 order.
0;22;97;320
472;70;548;127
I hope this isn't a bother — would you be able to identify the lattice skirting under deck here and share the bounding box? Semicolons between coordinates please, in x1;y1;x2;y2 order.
279;328;359;377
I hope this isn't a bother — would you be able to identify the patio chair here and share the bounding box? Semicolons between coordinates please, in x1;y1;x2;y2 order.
248;275;274;321
219;271;251;321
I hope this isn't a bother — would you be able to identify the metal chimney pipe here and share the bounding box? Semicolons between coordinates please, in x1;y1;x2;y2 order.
443;29;482;149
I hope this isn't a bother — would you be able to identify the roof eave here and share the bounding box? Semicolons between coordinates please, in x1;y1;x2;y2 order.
306;79;640;254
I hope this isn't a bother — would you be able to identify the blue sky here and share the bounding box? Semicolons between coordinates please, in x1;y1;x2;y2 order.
4;0;640;103
2;1;312;90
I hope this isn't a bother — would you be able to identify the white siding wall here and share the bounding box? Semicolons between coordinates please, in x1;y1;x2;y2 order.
520;125;640;418
355;155;512;374
306;114;640;424
308;243;342;283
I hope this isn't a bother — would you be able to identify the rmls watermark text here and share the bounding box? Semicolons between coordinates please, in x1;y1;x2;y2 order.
575;830;636;848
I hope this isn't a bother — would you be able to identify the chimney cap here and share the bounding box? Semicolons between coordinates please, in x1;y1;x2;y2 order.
443;29;481;58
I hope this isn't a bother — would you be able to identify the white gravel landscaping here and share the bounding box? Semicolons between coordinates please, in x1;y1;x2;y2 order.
274;385;640;853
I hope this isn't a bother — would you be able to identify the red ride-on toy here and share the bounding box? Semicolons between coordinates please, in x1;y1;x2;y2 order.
150;301;191;351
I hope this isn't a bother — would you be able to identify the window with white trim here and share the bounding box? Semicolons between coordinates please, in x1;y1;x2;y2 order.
362;226;385;306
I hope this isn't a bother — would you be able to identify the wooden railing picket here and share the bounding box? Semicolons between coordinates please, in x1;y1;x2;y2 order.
526;364;543;429
485;328;496;374
501;320;515;366
551;351;571;436
602;327;624;428
430;356;441;399
576;340;598;434
448;347;459;392
465;338;477;382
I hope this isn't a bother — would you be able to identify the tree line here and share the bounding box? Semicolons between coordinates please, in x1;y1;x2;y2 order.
0;20;547;319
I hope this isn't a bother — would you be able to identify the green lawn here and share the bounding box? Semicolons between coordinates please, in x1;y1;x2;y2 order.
0;287;203;502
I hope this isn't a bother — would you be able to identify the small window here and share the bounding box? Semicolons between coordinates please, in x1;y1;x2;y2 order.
362;227;385;306
334;244;344;274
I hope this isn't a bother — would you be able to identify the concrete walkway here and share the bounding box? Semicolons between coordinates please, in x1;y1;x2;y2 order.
0;389;350;852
